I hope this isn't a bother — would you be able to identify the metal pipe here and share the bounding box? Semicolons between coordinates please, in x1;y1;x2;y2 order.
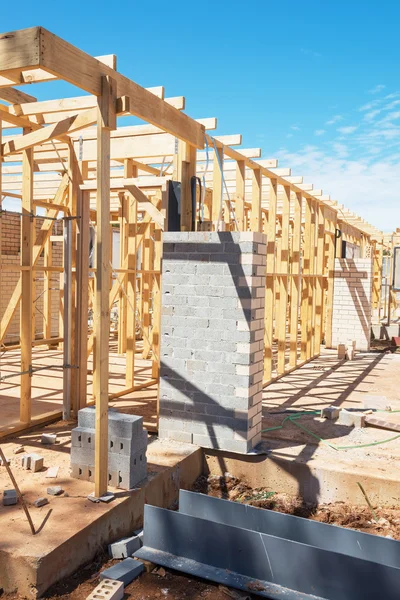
63;217;72;420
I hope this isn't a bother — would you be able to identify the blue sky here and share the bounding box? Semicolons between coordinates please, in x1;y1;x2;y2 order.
2;1;400;232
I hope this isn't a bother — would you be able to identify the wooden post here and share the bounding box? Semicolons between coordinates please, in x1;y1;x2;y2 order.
43;227;52;344
212;144;224;229
126;160;137;389
76;181;90;410
289;192;302;368
323;209;336;348
264;178;277;382
277;186;290;374
118;191;128;354
20;130;33;424
94;75;116;498
250;168;262;233
300;197;312;362
314;202;325;351
235;160;245;231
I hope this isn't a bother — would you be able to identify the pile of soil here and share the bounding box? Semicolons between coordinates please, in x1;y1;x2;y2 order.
193;474;400;539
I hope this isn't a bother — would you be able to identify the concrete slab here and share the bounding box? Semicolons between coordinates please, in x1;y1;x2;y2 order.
0;425;202;598
206;350;400;507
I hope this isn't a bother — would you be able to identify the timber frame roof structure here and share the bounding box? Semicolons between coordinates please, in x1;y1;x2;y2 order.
0;26;383;240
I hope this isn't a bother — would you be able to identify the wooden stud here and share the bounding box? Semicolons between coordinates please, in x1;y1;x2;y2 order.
94;75;116;498
20;129;34;424
264;178;277;382
250;168;262;232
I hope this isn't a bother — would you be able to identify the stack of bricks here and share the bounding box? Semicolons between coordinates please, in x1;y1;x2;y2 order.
331;258;373;352
158;231;266;454
71;408;148;489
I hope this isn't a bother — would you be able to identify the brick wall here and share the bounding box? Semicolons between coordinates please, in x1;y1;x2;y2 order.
1;214;62;344
331;258;373;352
158;231;266;454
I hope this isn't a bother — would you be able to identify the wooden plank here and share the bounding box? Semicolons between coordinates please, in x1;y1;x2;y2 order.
125;185;164;230
0;87;37;104
20;132;33;423
94;76;115;497
2;107;98;156
152;227;162;384
43;222;52;342
264;178;277;382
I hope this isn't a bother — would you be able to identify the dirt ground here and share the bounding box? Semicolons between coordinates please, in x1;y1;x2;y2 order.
3;473;400;599
193;474;400;539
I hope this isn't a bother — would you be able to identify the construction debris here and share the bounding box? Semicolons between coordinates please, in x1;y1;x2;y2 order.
34;497;49;508
13;446;24;455
41;433;57;445
109;535;142;559
46;466;60;478
86;579;124;600
337;409;366;428
0;456;10;466
321;407;340;420
47;486;64;496
2;489;17;506
100;558;144;586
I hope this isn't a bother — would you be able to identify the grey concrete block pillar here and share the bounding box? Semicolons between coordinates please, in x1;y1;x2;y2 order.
158;231;266;453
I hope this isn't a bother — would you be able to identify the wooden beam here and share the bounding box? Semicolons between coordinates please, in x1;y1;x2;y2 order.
264;178;277;382
0;27;205;147
20;131;33;423
94;76;115;497
250;168;262;232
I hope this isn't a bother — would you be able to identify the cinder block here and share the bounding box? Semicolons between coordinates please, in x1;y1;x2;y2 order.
86;579;124;600
41;433;57;445
321;407;341;420
108;535;142;558
100;557;144;586
30;454;44;473
3;489;17;506
71;446;95;468
337;409;366;428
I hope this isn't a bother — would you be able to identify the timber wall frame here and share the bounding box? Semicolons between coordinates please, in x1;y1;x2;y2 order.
0;27;386;495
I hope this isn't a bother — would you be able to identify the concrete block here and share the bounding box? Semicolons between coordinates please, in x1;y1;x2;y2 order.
133;529;144;547
321;407;341;420
86;579;124;600
337;409;366;428
108;535;142;559
70;446;95;467
0;456;10;466
100;557;144;586
41;433;57;445
47;486;63;496
3;489;17;506
21;454;31;469
71;427;95;449
34;497;49;508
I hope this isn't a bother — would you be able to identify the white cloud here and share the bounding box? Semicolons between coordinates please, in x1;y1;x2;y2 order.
325;115;343;125
364;109;381;121
286;133;293;138
369;84;385;94
315;129;326;136
290;125;300;131
275;145;399;232
337;125;358;135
